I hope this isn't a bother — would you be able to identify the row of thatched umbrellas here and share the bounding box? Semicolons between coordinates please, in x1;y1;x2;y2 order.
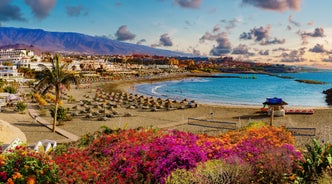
70;88;198;121
93;88;198;111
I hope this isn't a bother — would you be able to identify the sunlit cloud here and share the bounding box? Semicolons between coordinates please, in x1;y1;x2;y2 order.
260;38;286;45
279;47;306;62
309;44;327;53
299;27;325;45
241;0;301;11
209;32;232;56
258;50;269;55
232;44;254;56
240;26;270;41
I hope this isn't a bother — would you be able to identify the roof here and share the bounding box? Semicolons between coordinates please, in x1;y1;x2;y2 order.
263;97;288;105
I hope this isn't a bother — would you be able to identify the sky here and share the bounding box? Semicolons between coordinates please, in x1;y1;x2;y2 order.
2;0;332;68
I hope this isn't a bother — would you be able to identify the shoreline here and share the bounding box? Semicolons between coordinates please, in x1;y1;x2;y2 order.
101;72;331;110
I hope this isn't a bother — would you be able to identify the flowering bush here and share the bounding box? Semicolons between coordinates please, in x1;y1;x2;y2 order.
53;126;304;183
53;147;106;183
0;124;319;183
45;93;63;105
202;126;303;183
0;146;58;183
33;93;48;106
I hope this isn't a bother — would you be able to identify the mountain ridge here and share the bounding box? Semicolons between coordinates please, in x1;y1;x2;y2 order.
0;27;191;56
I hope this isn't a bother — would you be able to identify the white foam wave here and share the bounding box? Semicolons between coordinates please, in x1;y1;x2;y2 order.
151;85;164;95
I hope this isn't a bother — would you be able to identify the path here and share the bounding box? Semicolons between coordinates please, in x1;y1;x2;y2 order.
28;105;80;142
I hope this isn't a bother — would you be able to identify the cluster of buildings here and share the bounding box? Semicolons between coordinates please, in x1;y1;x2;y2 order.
0;48;300;83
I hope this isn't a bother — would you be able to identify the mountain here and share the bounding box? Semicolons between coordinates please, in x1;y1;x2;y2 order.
0;27;191;56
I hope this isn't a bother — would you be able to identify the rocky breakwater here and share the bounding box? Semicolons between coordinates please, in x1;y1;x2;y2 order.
323;88;332;105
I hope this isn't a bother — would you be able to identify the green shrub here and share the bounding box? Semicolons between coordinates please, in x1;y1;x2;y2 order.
166;168;196;184
299;139;332;182
245;121;268;129
166;159;252;184
15;101;27;112
3;86;17;94
49;105;68;124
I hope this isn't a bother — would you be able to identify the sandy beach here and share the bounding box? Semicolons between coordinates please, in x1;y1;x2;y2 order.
1;75;332;147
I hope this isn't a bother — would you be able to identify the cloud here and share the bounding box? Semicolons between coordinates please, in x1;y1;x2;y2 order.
307;21;314;26
260;38;286;45
25;0;57;19
66;5;87;17
136;39;146;45
209;32;232;56
280;48;305;62
259;50;269;55
213;24;221;32
302;27;325;37
0;0;26;22
152;34;173;47
241;0;301;11
322;56;332;62
159;33;173;46
200;32;220;42
272;47;290;52
115;25;136;41
221;18;241;32
240;25;285;45
299;27;325;44
309;44;327;53
288;15;300;27
232;44;254;56
174;0;201;9
240;26;270;41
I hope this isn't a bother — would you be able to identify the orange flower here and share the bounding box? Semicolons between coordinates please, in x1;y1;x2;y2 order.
26;175;36;184
289;174;296;181
6;178;14;184
0;160;5;167
12;172;22;180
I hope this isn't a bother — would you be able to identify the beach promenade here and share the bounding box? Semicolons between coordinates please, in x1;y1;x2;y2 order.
27;105;80;142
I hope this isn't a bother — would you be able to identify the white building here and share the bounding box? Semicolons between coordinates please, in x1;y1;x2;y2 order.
0;65;24;82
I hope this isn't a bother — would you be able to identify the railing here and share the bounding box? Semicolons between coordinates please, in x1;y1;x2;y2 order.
188;118;237;130
286;127;316;136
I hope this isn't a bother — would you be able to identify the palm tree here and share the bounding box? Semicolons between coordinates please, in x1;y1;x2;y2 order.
35;55;79;132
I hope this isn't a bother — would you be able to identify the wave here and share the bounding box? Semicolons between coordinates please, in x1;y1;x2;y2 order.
151;85;164;96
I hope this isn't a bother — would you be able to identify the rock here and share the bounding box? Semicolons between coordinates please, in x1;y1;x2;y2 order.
323;88;332;105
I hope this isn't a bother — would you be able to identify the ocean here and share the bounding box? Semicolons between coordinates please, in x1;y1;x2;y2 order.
134;71;332;107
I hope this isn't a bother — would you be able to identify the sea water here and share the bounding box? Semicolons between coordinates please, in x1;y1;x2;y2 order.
135;71;332;107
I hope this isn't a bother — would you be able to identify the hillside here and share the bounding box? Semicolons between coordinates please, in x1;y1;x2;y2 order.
0;27;190;56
